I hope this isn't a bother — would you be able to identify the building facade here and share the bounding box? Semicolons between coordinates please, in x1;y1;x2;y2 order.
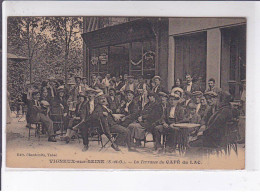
82;17;246;100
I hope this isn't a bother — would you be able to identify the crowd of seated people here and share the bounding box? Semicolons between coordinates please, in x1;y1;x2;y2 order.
21;72;242;153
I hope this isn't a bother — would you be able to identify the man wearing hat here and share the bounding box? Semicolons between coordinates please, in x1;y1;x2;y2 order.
198;95;208;118
102;74;111;94
136;75;149;110
183;74;200;93
120;90;139;127
46;76;57;99
81;76;90;93
201;91;218;126
88;94;136;152
107;87;120;113
190;91;234;148
189;91;203;114
70;75;82;102
72;88;100;151
158;92;168;117
190;91;218;141
120;75;137;95
152;76;167;94
129;92;163;146
61;93;88;144
154;93;185;151
27;91;56;142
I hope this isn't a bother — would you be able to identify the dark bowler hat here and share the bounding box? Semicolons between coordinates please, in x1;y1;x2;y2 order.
125;89;135;96
158;92;168;98
192;91;203;97
204;91;218;98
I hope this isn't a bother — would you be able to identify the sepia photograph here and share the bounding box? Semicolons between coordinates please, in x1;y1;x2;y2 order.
5;16;246;169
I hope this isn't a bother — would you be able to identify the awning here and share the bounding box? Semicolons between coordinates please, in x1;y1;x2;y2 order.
81;18;156;49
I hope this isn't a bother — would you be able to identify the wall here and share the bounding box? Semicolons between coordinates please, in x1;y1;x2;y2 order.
158;18;169;89
168;17;246;91
169;17;246;36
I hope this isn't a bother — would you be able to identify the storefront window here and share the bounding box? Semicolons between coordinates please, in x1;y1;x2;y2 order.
129;39;156;79
90;47;108;76
221;25;246;100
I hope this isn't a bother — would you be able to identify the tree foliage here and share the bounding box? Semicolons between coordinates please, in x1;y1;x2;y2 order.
7;16;83;99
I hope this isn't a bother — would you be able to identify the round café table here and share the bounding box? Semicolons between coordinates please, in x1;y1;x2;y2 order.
172;123;201;154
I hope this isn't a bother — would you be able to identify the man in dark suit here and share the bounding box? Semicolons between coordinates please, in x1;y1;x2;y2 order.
74;88;99;151
151;76;167;94
183;74;201;94
91;95;136;151
27;91;56;142
61;94;87;144
120;90;140;127
190;91;234;148
154;93;185;151
129;92;163;146
107;88;120;113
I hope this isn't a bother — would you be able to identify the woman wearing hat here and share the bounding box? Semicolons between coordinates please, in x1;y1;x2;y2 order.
50;86;69;132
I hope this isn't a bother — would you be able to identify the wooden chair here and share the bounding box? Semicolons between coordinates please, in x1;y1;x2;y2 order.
142;131;155;147
50;107;64;136
28;122;42;141
222;119;239;155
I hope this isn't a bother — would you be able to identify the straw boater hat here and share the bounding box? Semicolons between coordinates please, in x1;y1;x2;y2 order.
171;87;184;97
169;93;181;100
152;75;161;81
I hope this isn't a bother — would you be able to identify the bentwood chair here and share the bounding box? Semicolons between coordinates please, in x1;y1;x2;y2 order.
28;122;42;141
50;107;64;136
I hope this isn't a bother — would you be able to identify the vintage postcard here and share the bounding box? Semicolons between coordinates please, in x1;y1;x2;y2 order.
5;16;246;169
